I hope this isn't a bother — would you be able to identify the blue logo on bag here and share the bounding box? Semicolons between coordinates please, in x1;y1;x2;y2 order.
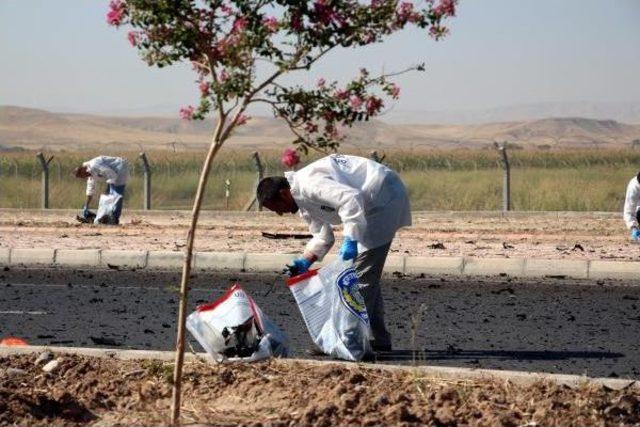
336;268;369;323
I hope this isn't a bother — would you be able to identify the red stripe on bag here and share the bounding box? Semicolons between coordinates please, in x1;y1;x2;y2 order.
285;269;319;287
247;295;264;333
196;283;242;312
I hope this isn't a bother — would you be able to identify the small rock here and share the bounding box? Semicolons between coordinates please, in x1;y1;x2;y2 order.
35;351;54;366
5;367;28;377
429;242;446;250
42;358;62;373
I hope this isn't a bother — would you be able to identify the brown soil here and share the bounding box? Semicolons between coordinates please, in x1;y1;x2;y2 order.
2;211;640;262
1;353;639;426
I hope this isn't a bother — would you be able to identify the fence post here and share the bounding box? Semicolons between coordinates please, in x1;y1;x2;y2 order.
243;151;265;211
494;142;511;212
36;152;54;209
139;152;151;210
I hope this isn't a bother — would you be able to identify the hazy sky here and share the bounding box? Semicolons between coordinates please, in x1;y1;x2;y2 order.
1;0;639;116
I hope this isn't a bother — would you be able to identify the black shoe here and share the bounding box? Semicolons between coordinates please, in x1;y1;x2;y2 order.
371;343;392;352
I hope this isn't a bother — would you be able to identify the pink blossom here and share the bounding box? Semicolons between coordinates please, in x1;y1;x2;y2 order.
281;148;300;168
325;124;340;139
127;31;137;47
316;78;326;88
291;13;303;31
365;96;384;115
236;113;249;126
389;83;400;99
179;106;195;120
334;89;349;100
220;3;233;16
429;24;449;39
219;69;229;82
313;0;344;26
106;0;125;26
433;0;456;17
305;122;319;133
263;16;279;32
349;95;364;109
396;1;421;24
233;17;248;33
199;81;210;96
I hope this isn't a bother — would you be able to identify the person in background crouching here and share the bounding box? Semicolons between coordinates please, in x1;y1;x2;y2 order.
74;156;129;224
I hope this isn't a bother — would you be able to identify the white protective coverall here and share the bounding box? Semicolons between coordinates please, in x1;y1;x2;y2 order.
285;154;412;260
623;174;640;230
83;156;130;196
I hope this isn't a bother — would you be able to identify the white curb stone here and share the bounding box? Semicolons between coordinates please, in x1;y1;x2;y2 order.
101;250;147;269
589;261;639;280
404;256;464;275
147;251;185;269
0;248;10;265
524;259;589;279
463;257;525;276
244;253;293;271
56;249;101;267
10;248;55;266
194;251;244;271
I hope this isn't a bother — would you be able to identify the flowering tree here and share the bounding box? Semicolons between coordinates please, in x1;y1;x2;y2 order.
107;0;455;423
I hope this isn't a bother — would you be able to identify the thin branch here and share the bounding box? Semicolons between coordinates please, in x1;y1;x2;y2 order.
289;46;335;71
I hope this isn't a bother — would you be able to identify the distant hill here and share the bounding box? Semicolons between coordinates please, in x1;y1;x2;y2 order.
386;101;640;125
1;105;639;152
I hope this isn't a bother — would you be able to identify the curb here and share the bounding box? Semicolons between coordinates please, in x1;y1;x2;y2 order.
0;248;638;281
1;345;637;391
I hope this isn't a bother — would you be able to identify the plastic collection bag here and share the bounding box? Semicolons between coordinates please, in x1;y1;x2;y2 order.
94;193;121;224
287;258;372;361
186;284;289;362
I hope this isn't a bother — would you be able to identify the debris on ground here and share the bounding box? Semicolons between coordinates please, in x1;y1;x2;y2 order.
0;353;638;426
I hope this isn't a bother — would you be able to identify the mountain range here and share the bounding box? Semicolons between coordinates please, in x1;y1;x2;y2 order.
1;105;639;152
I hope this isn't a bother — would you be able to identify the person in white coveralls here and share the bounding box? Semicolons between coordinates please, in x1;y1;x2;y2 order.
623;172;640;242
257;154;411;351
74;156;130;224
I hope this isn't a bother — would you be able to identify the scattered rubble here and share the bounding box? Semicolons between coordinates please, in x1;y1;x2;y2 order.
0;353;638;426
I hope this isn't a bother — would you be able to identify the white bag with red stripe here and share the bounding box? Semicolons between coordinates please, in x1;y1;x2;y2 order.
287;259;372;361
186;284;289;362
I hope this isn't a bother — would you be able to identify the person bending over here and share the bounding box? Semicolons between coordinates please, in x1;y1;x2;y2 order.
257;154;411;352
74;156;129;224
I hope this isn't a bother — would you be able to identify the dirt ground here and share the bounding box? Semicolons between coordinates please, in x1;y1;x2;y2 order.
1;210;639;261
1;352;639;426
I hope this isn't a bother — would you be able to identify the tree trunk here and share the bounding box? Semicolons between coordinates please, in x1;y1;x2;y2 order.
170;129;224;425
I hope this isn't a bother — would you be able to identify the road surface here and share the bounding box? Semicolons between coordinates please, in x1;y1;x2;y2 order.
1;267;638;379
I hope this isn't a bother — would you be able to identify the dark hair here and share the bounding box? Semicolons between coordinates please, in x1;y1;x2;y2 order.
256;176;290;204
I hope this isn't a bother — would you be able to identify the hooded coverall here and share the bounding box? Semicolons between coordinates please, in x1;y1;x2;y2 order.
83;156;130;222
285;154;411;348
623;174;640;231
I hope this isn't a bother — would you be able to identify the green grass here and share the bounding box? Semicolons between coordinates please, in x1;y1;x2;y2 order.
0;149;637;211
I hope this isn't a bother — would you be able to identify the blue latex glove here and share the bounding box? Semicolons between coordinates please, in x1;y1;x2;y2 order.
339;237;358;261
286;257;312;277
631;228;640;241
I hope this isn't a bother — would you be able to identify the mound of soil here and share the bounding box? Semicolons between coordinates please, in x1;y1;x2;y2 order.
1;353;639;426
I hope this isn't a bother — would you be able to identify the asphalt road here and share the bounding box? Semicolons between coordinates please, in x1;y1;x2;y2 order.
1;267;639;379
